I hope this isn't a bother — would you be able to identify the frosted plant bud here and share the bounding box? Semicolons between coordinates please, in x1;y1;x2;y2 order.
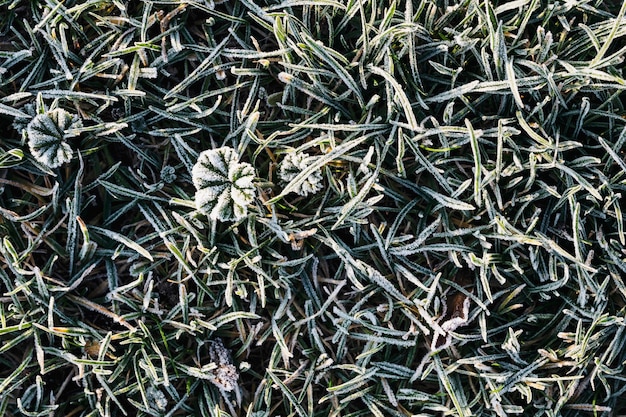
146;386;168;411
278;152;324;197
208;338;239;392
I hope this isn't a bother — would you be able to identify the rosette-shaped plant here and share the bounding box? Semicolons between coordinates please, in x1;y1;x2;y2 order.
26;108;82;168
192;146;256;221
278;151;324;197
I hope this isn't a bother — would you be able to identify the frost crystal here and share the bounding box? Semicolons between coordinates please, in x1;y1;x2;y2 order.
146;386;168;411
208;338;239;392
192;146;256;221
26;108;82;168
278;152;324;197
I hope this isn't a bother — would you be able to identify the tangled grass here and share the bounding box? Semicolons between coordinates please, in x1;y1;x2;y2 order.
1;0;626;416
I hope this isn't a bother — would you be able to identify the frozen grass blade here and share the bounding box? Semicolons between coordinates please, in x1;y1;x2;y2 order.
466;119;482;208
367;64;421;130
89;226;153;262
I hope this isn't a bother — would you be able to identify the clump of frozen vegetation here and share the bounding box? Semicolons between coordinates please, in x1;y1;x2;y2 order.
278;151;324;197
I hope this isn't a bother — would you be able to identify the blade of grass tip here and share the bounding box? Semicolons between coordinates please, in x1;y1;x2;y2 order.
39;89;118;102
89;225;153;261
496;119;504;181
272;318;294;367
95;373;128;415
164;35;231;99
596;134;626;175
67;154;84;276
65;294;136;331
225;266;235;307
0;348;33;393
0;204;48;223
176;280;189;325
389;216;441;257
433;354;470;417
591;0;626;66
240;0;275;23
0;103;30;118
421;186;475;211
506;58;524;109
579;24;601;55
515;110;552;148
365;266;413;304
405;136;453;194
127;53;141;92
32;0;63;31
569;196;584;266
466;119;482;208
97;332;114;363
361;395;386;417
367;64;422;130
165;239;200;280
267;0;346;10
277;72;351;117
613;198;625;246
170;134;198;175
0;148;24;168
423;80;480;104
267;370;308;417
396;127;406;177
287;120;387;132
40;30;73;80
207;311;260;329
325;367;378;396
511;0;539;48
534;232;596;273
98;179;168;202
33;329;45;374
300;32;364;107
332;167;380;229
553;162;602;201
137;321;170;385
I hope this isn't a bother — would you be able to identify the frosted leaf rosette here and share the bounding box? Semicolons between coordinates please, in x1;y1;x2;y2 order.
192;146;256;221
278;152;323;197
26;108;82;168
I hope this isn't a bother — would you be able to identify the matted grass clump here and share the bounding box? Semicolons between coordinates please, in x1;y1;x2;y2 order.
1;0;626;416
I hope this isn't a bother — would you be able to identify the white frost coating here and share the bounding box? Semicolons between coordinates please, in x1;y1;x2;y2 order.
192;146;256;221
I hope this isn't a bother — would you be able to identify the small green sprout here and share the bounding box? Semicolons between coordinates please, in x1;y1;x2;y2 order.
192;146;256;221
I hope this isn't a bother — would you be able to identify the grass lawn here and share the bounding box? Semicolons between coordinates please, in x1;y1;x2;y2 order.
1;0;626;416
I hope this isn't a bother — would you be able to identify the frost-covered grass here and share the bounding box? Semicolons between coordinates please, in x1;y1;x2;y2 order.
1;0;626;416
